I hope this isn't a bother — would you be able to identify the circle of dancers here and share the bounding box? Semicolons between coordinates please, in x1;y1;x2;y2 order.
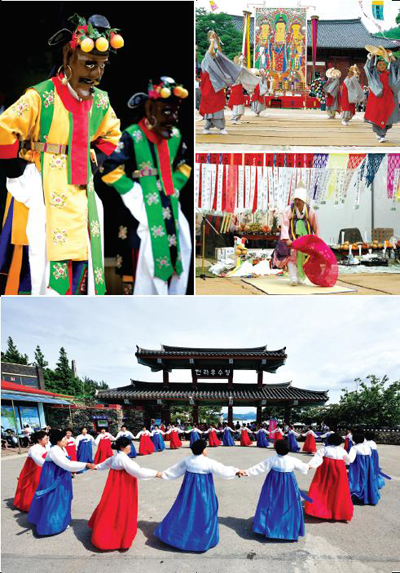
12;422;390;552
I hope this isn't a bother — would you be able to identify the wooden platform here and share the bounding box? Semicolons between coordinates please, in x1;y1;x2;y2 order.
196;108;400;150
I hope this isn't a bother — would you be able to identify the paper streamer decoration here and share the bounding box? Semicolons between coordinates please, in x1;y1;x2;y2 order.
365;153;385;188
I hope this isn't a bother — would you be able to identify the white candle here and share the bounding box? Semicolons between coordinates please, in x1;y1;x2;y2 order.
358;245;362;257
342;232;345;244
349;244;352;255
364;230;367;242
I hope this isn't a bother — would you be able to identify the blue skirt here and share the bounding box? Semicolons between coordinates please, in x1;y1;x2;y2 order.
222;430;235;446
348;454;380;505
28;461;73;536
253;469;305;541
128;439;137;458
154;471;219;552
77;440;93;463
190;431;201;447
256;432;269;448
152;433;165;452
371;450;385;490
288;433;300;453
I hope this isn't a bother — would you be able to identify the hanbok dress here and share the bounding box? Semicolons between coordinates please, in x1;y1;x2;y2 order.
302;430;318;453
255;429;269;448
116;430;137;458
89;451;157;550
343;432;353;453
94;432;115;464
320;431;334;447
13;443;50;512
341;75;364;122
154;454;239;552
205;428;221;447
228;82;245;122
188;428;202;447
166;428;183;449
365;439;390;489
65;437;77;461
348;443;380;505
324;77;341;116
151;429;166;452
287;429;300;453
246;454;310;541
222;427;235;446
305;445;353;521
270;428;284;443
28;445;86;535
239;427;253;446
364;57;400;137
76;433;95;464
135;430;155;456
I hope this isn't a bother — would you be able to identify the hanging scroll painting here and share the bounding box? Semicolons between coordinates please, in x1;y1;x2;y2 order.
254;7;307;94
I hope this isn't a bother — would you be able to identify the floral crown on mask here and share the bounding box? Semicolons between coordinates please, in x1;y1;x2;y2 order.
128;76;189;109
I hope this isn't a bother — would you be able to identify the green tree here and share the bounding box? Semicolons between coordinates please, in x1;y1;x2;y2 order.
34;345;48;369
1;336;29;364
45;347;81;396
170;404;222;425
196;8;244;65
75;376;109;405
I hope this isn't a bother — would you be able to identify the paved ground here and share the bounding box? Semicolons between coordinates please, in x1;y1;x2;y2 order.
2;442;399;573
196;108;400;150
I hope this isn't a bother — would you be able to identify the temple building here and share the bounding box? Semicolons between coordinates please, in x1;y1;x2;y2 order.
97;345;328;425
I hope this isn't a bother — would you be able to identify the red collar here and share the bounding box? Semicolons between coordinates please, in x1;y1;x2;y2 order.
138;118;164;145
52;76;93;114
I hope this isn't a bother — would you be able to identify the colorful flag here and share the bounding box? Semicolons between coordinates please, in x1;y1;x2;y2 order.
209;1;218;12
372;0;384;20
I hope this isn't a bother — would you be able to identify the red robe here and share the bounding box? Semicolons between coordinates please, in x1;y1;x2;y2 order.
138;434;155;456
303;433;317;453
341;82;355;114
200;70;226;116
89;469;138;550
364;71;395;127
305;458;353;521
208;429;221;446
65;441;77;462
240;429;253;446
169;430;183;449
13;453;47;512
94;438;113;464
251;84;265;105
228;84;245;108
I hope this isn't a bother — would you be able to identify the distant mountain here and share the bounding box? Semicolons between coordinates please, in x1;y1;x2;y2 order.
223;412;255;421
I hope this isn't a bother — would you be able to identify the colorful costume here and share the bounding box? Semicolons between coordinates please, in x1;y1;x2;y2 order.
65;436;77;461
306;445;353;521
28;445;86;535
348;443;380;505
341;73;365;124
302;430;318;453
0;16;122;295
365;439;390;489
89;451;157;550
135;430;155;456
222;427;235;446
287;429;300;452
188;427;202;446
166;428;183;449
246;454;310;541
154;454;239;552
364;56;400;139
151;429;166;452
13;443;49;512
255;428;270;448
101;118;192;295
116;430;137;458
94;432;115;464
206;428;222;447
324;75;341;118
239;427;253;446
76;433;95;463
228;83;245;123
343;432;353;453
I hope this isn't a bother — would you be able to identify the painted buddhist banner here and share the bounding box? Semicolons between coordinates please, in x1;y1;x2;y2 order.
254;7;307;93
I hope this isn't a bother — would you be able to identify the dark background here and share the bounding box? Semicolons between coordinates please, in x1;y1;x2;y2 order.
0;1;194;294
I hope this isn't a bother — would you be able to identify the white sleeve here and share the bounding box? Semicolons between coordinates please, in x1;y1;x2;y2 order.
342;451;352;464
293;430;300;437
29;446;46;467
90;435;96;443
95;456;114;471
312;431;318;437
203;429;210;434
308;448;325;469
133;431;142;439
123;456;158;480
162;459;187;480
95;435;101;445
177;429;184;434
348;447;357;464
246;458;272;477
209;458;239;479
165;429;172;435
108;433;116;441
51;448;87;472
75;435;83;445
116;432;122;439
293;458;310;475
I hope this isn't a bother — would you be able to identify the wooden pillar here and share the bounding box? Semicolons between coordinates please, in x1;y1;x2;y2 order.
228;404;233;426
257;371;263;387
228;374;233;389
257;405;262;424
163;370;169;386
163;405;171;424
284;406;291;424
192;404;199;425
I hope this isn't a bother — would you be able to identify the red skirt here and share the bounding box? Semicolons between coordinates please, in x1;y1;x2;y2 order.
305;457;353;521
240;430;252;446
94;439;113;464
341;83;355;114
169;431;182;449
89;469;138;550
303;434;317;453
274;431;284;442
139;435;155;456
13;457;41;512
65;444;77;461
208;430;221;447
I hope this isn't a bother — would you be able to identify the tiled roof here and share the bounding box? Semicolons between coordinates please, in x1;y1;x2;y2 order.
98;381;328;403
229;15;398;50
136;345;287;358
1;363;39;376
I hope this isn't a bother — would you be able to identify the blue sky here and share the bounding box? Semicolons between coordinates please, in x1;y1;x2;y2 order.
2;297;399;412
